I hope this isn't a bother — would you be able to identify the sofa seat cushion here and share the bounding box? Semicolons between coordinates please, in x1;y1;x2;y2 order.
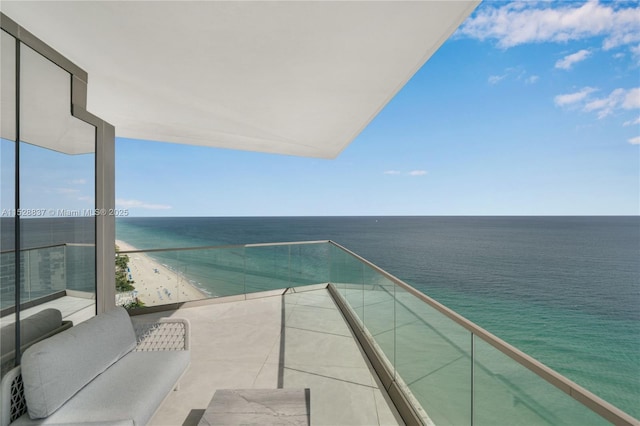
21;308;137;419
13;350;190;426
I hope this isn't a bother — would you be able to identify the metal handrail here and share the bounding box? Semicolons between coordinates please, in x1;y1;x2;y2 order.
0;242;94;255
327;240;638;426
0;243;66;255
116;240;330;255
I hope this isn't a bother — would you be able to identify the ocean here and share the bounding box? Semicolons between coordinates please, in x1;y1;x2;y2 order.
113;216;637;418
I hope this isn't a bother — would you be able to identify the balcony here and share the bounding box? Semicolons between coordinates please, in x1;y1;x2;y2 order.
115;241;635;426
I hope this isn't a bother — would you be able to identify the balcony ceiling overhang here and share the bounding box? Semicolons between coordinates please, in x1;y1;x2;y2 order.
1;1;478;159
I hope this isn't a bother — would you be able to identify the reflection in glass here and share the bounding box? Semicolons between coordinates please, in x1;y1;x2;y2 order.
0;139;16;310
1;38;97;378
20;44;95;155
1;31;16;141
394;286;472;425
473;337;607;425
18;43;96;306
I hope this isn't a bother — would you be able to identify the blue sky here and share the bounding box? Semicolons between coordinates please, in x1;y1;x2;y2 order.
111;0;639;217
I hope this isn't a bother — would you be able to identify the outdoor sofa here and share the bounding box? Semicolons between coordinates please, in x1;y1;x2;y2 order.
0;307;190;425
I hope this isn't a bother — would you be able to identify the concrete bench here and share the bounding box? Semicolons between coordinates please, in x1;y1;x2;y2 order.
0;307;190;426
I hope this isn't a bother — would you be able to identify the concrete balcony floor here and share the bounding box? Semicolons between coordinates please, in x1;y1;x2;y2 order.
133;287;403;426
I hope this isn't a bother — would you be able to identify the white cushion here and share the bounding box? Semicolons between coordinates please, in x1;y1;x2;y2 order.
21;307;136;419
0;309;63;356
37;351;189;425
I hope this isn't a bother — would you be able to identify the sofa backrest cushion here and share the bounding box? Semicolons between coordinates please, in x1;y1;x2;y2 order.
0;308;63;356
21;307;137;419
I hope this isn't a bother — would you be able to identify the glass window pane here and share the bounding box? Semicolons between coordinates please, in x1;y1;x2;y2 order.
0;138;16;312
14;42;97;349
0;30;17;379
1;30;16;141
19;41;97;300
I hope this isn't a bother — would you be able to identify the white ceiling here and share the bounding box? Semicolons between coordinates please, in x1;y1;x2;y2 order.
1;1;478;159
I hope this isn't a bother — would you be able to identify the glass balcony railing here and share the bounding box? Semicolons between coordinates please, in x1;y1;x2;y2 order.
116;241;637;426
115;241;330;306
0;243;95;311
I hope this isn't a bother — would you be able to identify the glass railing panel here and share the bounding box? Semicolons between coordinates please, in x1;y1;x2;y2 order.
173;247;247;299
22;245;66;302
65;244;95;294
0;251;16;310
328;244;346;296
117;243;333;309
361;265;396;371
288;242;330;286
394;285;472;425
473;337;608;426
19;250;29;303
118;246;248;308
2;244;94;309
244;245;290;294
329;244;364;326
118;250;180;306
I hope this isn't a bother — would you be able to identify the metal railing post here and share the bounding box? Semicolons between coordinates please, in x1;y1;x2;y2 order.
471;333;475;426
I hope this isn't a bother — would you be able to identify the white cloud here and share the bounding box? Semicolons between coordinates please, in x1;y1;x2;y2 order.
555;87;639;119
488;67;538;85
554;87;597;107
622;88;640;109
116;199;172;210
526;75;540;84
384;170;427;176
68;179;87;185
582;87;639;118
458;1;640;50
584;88;626;118
628;136;640;145
623;116;640;126
555;49;592;70
488;74;507;85
56;188;80;195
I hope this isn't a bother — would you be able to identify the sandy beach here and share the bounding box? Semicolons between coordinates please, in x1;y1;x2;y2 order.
116;240;208;306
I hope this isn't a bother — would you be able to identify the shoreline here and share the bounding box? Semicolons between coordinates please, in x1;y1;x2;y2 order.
116;239;209;306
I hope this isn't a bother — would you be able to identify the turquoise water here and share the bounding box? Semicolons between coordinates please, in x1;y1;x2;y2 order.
116;216;639;418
